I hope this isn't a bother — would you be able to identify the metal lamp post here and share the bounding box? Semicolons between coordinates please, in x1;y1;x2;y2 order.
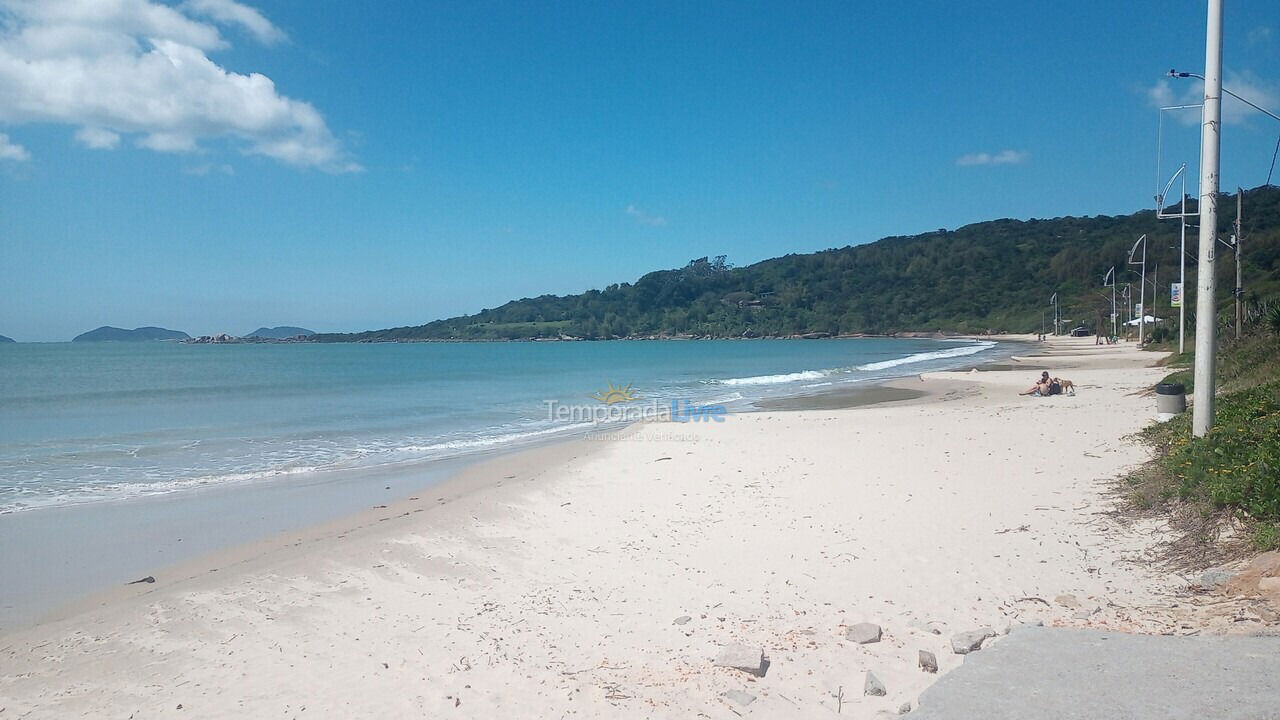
1156;162;1196;354
1128;234;1148;345
1103;267;1117;340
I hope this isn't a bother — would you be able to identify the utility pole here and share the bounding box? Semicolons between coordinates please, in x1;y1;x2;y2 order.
1235;188;1243;340
1192;0;1223;437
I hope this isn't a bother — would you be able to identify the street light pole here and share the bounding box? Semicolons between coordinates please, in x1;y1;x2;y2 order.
1104;267;1117;339
1192;0;1223;437
1129;234;1148;345
1156;162;1194;354
1050;292;1058;336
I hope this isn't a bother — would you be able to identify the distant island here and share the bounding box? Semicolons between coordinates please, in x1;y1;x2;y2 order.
72;326;190;342
312;186;1280;342
0;334;15;343
245;326;315;339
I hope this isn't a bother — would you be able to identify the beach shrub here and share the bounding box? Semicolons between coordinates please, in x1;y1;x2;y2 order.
1133;328;1280;552
1139;381;1280;551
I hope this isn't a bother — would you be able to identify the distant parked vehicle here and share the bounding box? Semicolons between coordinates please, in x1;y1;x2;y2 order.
1070;326;1091;337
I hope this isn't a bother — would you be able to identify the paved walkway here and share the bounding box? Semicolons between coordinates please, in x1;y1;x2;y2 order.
910;626;1280;719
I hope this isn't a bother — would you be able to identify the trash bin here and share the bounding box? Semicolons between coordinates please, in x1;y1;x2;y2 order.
1155;382;1186;421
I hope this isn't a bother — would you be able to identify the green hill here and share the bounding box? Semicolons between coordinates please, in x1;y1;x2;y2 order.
73;326;190;342
315;186;1280;342
245;326;315;339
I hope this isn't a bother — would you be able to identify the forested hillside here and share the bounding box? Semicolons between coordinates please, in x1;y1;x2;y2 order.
315;186;1280;341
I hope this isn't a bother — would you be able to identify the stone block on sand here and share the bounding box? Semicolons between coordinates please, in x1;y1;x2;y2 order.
951;627;996;654
919;649;938;673
865;670;887;696
846;622;883;644
715;643;767;677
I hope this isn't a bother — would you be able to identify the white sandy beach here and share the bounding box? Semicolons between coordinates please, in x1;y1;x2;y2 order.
0;337;1208;718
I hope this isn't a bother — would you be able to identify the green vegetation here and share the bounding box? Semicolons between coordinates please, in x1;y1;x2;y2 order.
315;186;1280;342
1127;323;1280;553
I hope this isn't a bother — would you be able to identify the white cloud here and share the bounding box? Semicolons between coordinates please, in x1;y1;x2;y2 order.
136;130;198;153
4;0;226;51
0;0;358;172
625;204;667;226
0;132;30;160
75;126;121;149
955;149;1027;167
1146;71;1280;126
182;0;286;45
1249;26;1273;45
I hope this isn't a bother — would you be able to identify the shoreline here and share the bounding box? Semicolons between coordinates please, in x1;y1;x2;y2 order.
304;331;1018;344
1;336;1192;717
0;337;1025;632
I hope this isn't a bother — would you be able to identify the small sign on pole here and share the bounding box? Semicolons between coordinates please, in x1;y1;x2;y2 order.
1170;282;1183;308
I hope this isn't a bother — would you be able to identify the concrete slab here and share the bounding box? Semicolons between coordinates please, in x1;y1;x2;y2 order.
714;643;766;677
910;626;1280;720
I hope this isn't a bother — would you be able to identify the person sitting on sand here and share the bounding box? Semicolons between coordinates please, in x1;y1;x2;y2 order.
1020;371;1052;396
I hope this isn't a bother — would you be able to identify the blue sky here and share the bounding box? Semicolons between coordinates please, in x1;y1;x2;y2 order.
1;1;1279;341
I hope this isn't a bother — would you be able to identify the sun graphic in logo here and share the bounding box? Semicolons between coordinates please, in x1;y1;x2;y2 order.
591;382;638;405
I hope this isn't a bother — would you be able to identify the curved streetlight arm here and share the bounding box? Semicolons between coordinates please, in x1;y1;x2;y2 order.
1168;70;1280;123
1155;163;1196;218
1159;163;1186;202
1128;234;1148;264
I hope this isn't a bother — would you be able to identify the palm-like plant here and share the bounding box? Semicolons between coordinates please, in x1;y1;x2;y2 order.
1268;303;1280;336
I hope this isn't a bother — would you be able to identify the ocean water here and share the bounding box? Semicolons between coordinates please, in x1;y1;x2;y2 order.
0;338;1006;514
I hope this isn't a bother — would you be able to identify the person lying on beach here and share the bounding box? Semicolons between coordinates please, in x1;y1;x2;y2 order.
1020;372;1050;396
1020;373;1070;397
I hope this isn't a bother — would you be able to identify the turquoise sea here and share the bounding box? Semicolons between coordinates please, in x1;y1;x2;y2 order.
0;338;1005;515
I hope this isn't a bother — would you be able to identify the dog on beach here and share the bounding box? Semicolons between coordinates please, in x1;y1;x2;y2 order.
1020;373;1077;397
